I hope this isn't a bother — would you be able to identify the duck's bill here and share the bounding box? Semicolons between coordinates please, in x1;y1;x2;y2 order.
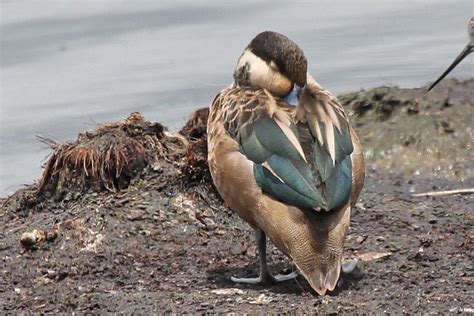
428;44;473;91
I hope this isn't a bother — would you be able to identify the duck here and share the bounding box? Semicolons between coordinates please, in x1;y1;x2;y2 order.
428;16;473;91
207;31;365;295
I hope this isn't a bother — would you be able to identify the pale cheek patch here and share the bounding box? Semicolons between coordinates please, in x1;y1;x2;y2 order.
237;50;292;96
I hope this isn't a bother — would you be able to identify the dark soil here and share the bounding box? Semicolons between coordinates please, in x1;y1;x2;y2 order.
1;79;473;313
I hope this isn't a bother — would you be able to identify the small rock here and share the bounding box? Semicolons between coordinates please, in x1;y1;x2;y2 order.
441;97;453;109
170;262;179;269
342;258;359;274
211;288;245;295
356;235;367;244
20;229;46;250
230;244;246;255
46;229;59;242
127;209;146;221
246;245;257;257
249;293;272;305
440;121;455;134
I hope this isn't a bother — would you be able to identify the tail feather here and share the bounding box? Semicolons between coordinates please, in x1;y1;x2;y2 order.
296;258;342;295
290;205;350;295
324;260;342;291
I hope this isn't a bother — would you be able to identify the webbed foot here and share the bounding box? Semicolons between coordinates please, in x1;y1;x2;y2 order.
232;229;297;286
231;271;297;285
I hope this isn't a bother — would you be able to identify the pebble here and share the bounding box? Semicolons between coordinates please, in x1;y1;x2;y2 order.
20;229;46;250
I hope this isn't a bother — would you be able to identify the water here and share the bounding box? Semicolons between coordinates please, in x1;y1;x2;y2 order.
1;0;473;196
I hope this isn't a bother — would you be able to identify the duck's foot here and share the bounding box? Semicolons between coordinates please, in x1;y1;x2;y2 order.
341;258;360;274
231;229;297;286
231;271;297;285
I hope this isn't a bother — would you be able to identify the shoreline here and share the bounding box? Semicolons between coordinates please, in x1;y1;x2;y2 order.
1;78;473;313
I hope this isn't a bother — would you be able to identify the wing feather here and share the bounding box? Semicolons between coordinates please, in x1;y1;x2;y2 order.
296;81;355;211
214;87;326;210
213;83;354;212
274;118;307;162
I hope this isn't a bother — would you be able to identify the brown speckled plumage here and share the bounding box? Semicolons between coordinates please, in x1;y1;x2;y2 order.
208;31;365;295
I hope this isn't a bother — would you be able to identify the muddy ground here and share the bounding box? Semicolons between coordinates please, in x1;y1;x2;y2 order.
1;79;473;313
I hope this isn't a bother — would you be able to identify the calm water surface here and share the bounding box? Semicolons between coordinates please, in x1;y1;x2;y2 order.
1;0;473;195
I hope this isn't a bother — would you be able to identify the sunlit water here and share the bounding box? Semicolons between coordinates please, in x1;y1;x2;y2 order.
1;0;473;196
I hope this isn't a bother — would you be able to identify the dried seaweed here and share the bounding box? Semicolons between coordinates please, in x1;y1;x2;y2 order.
179;107;211;183
37;112;188;198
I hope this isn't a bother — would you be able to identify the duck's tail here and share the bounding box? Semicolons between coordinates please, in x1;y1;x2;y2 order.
296;256;342;295
291;205;351;295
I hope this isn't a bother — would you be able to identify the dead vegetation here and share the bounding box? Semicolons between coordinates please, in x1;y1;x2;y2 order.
179;107;210;183
37;112;188;199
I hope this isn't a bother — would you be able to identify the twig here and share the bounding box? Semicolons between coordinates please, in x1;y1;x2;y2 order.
412;188;474;197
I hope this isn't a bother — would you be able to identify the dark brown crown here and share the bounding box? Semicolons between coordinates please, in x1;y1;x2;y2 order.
247;31;308;87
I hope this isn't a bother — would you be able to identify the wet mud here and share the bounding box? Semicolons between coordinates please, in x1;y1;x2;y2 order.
1;79;473;313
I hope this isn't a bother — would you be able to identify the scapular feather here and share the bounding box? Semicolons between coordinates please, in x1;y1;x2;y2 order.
252;118;302;161
325;156;352;211
313;140;334;182
266;155;324;206
254;164;321;210
239;125;270;163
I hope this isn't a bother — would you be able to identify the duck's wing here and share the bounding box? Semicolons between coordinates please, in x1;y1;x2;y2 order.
212;87;327;210
295;80;354;211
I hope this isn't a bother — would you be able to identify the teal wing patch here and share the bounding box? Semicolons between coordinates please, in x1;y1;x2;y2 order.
333;115;354;163
238;102;354;211
310;118;353;211
239;118;326;210
240;118;302;162
325;155;352;210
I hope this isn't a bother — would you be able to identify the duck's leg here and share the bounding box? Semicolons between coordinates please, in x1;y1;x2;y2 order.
231;229;297;285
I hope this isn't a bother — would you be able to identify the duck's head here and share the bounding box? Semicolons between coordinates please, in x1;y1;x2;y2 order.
234;31;308;98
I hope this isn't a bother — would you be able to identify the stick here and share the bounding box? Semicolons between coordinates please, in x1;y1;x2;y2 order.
412;188;474;197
